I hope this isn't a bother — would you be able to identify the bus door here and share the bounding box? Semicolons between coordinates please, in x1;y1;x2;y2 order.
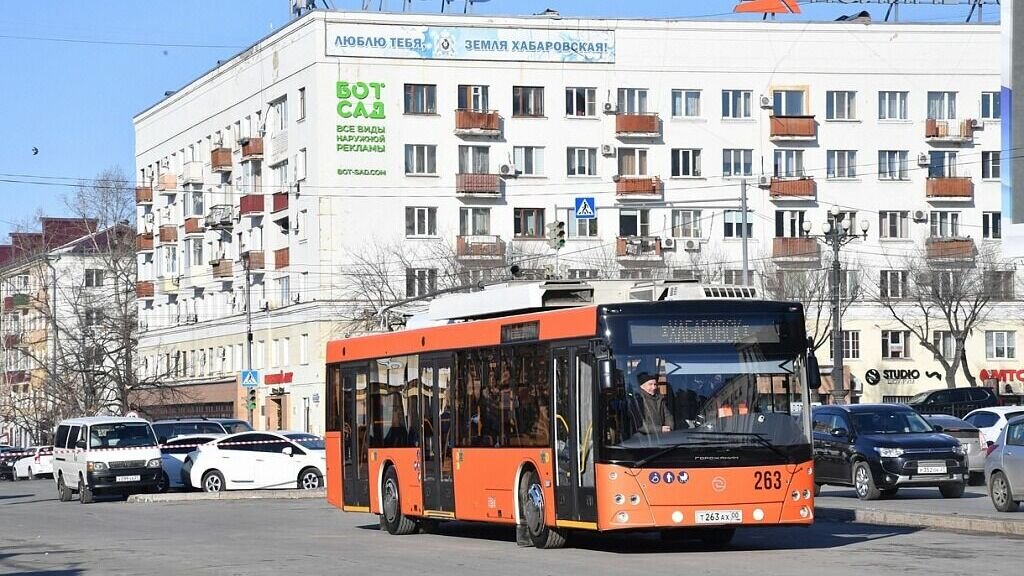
341;365;370;509
552;345;597;524
420;356;456;515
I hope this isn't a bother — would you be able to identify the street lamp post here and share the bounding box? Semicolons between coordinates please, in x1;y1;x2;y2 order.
802;206;869;405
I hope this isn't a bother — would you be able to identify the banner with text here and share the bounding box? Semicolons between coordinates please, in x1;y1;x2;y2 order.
326;23;615;63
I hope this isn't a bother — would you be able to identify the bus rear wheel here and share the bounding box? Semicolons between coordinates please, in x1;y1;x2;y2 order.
518;468;565;549
380;466;417;535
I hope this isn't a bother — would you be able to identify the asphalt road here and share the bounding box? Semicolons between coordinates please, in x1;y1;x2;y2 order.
818;483;1022;520
1;479;1021;576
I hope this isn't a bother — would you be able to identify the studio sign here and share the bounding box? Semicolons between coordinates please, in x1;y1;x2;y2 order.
865;368;943;386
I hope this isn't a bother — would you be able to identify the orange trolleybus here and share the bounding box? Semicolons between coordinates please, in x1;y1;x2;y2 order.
324;282;821;548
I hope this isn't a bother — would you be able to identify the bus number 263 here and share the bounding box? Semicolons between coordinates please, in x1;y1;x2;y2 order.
753;470;783;490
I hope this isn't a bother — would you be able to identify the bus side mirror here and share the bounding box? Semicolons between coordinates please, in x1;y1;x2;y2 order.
599;359;615;390
806;353;822;390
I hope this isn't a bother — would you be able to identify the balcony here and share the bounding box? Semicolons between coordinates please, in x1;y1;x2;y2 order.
925;119;975;144
242;250;265;270
136;281;154;299
615;176;661;199
615;113;660;137
770;177;816;199
772;237;821;262
241;137;264;160
3;294;30;312
616;237;663;260
769;116;817;140
183;161;204;184
454;110;501;137
212;259;233;278
239;194;265;215
5;370;28;384
274;248;290;270
184;217;204;235
211;147;232;172
136;233;154;252
272;191;289;213
456;173;501;196
156;173;177;192
159;277;179;295
135;186;153;204
158;225;177;243
926;237;975;261
926;177;974;201
456;235;506;260
205;204;235;230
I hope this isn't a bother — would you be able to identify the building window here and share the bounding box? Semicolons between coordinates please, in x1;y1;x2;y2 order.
270;97;288;132
296;148;307;181
983;211;1002;240
458;145;490;174
405;207;437;237
84;269;104;288
568;269;599;280
618;148;648;177
513;146;544;176
619;209;650;237
300;333;309;365
189;239;203;269
831;269;859;300
404;144;437;175
617;88;649;114
830;330;861;360
878;150;909;180
881;269;911;299
723;149;753;177
405;84;437;114
929;211;961;238
882;330;910;359
987;331;1016;360
514;208;545;238
927;91;957;120
512;86;544;117
933;331;956;361
724;269;754;285
405;268;437;298
772;89;805;116
982;151;1001;180
84;309;103;327
567;208;598;238
773;149;805;178
187;190;204;217
670;148;701;177
984;270;1014;301
619;269;653;280
296;210;307;241
567;147;598;176
928;151;958;178
565;87;597;117
162;245;177;276
671;89;701;118
826;91;856;120
671;210;701;238
982;91;1001;120
459;207;490;235
271;338;280;368
457;84;489;112
298;87;306;121
721;90;752;119
878;91;908;120
774;210;806;238
878;211;909;239
723;210;753;238
827;150;857;179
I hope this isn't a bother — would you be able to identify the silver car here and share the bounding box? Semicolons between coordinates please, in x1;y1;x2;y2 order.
923;414;987;484
984;414;1024;512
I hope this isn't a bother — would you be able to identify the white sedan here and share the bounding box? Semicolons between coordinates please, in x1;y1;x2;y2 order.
964;407;1024;444
13;446;53;480
157;434;222;491
186;431;325;492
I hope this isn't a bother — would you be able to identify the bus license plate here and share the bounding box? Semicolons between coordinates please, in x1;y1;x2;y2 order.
116;475;141;482
695;510;743;524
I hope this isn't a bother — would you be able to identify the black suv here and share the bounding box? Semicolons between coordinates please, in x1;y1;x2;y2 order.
812;404;968;500
906;387;998;418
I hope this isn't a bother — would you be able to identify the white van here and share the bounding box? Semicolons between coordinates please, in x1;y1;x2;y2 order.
52;417;163;503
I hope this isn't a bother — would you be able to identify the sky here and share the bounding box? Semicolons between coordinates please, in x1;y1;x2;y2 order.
0;0;999;239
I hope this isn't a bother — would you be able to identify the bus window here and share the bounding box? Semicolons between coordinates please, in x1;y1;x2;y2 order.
510;344;549;447
370;356;417;448
326;365;342;432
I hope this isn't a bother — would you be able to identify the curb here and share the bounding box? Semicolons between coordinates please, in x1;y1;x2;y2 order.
816;506;1024;537
127;488;325;503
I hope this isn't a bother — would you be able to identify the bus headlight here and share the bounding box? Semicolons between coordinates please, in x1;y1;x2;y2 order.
614;494;625;505
616;512;629;523
791;490;800;502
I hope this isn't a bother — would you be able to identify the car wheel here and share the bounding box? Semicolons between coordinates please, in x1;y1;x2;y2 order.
27;467;34;480
380;466;417;535
813;483;822;497
202;470;225;493
57;474;72;502
11;469;18;482
518;468;565;549
939;482;965;499
989;472;1019;512
880;488;899;498
78;478;94;504
298;468;322;490
852;461;881;501
699;528;736;548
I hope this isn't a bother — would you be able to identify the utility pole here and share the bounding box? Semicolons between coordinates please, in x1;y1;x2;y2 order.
740;179;749;286
244;254;254;426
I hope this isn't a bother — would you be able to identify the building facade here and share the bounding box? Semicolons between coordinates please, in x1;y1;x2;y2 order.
134;10;1009;426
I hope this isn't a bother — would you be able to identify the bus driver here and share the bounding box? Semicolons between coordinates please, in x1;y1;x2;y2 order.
633;372;673;435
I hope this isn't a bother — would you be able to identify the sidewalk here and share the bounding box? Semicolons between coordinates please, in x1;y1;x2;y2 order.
127;488;325;503
816;485;1024;537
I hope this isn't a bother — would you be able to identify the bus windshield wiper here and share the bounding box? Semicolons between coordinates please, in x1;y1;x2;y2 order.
683;430;789;461
632;440;732;468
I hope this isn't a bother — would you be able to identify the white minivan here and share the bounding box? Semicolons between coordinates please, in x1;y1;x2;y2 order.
52;417;163;503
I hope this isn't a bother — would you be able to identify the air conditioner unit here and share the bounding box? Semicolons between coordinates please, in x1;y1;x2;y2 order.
683;239;701;252
498;164;516;177
661;237;676;250
603;101;617;113
612;174;622;182
760;95;773;109
912;209;927;223
601;144;616;157
917;153;929;167
757;175;771;188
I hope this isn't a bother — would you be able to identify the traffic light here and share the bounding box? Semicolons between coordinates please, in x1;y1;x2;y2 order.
247;389;257;411
546;220;566;250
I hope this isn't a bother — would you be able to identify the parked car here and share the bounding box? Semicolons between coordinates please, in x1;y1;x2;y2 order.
921;415;986;484
185;431;325;492
964;406;1024;445
984;414;1024;512
812;404;969;500
156;434;222;492
0;447;28;480
13;446;54;480
151;418;252;443
906;387;999;418
52;417;163;504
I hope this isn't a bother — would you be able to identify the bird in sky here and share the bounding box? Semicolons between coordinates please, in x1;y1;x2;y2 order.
31;147;38;155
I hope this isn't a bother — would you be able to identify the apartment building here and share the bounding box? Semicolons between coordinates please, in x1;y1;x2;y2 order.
134;10;1009;427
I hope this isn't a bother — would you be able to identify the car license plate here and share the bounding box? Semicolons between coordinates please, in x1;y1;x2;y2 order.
917;464;946;474
115;475;141;482
695;510;743;524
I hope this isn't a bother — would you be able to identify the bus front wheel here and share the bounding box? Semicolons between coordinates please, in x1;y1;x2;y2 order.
380;466;417;535
518;468;566;549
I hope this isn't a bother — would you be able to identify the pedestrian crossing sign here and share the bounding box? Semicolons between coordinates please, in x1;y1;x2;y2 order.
574;197;596;220
241;370;260;389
